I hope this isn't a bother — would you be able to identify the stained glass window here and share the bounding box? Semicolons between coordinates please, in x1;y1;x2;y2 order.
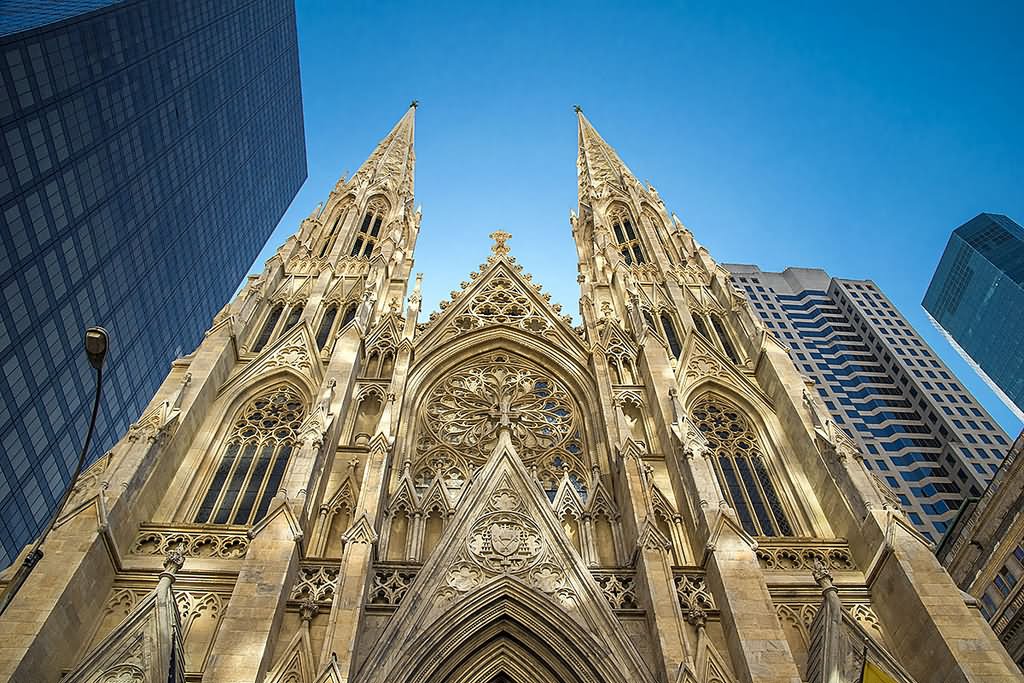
195;385;306;526
691;394;792;536
252;304;284;352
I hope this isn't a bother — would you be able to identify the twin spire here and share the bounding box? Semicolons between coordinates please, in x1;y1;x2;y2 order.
575;107;640;206
349;101;417;201
349;102;636;209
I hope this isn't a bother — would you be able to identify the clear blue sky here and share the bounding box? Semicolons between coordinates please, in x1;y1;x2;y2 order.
249;0;1024;433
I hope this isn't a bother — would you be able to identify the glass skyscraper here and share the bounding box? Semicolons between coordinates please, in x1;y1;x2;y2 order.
924;213;1024;422
0;0;305;566
725;265;1011;541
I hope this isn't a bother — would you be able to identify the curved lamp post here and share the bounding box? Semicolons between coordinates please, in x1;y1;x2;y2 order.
0;327;108;616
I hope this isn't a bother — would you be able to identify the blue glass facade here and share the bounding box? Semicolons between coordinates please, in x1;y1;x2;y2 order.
924;213;1024;421
0;0;305;566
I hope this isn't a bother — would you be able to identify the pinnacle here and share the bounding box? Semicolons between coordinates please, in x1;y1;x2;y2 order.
576;109;637;202
348;105;416;197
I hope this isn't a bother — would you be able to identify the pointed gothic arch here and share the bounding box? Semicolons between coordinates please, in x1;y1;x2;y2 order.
687;391;795;537
317;197;354;258
606;203;645;266
193;382;308;526
351;195;390;258
357;578;653;683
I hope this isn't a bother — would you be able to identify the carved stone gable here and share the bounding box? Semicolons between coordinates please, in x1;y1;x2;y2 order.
416;245;583;357
356;430;656;683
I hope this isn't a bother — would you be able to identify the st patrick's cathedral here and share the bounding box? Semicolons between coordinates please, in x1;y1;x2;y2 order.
0;105;1018;683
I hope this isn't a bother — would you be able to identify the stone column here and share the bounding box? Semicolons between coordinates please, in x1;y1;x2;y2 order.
319;437;389;671
202;503;303;683
619;447;693;682
704;529;802;683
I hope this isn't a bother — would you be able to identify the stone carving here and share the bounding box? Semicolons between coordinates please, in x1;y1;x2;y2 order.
673;570;716;613
684;351;723;382
98;665;145;683
130;526;250;559
369;565;419;606
467;510;544;574
755;540;856;572
591;570;639;610
434;485;574;603
415;351;587;494
289;563;341;604
265;341;313;373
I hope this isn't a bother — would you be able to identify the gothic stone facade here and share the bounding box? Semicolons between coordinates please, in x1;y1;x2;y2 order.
0;106;1018;683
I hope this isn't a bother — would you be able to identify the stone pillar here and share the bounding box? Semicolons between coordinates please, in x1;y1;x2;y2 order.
318;436;390;673
619;448;693;681
867;517;1021;682
704;528;802;683
202;504;302;683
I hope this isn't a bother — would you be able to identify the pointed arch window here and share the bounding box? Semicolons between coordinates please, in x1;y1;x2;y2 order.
195;385;306;526
641;309;656;331
317;215;342;258
281;303;304;334
341;302;358;326
318;211;346;258
251;304;284;353
610;210;645;265
660;312;682;359
692;313;712;341
316;304;339;350
709;313;740;364
691;395;793;537
351;198;387;258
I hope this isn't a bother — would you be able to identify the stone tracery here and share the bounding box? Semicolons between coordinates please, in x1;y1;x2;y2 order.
415;351;587;495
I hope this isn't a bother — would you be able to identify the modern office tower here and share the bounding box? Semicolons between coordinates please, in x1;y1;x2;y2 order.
0;1;305;566
939;429;1024;670
724;265;1011;542
924;212;1024;422
1;106;1017;683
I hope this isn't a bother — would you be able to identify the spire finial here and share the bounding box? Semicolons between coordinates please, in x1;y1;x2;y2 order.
410;99;419;109
489;230;512;257
573;104;583;114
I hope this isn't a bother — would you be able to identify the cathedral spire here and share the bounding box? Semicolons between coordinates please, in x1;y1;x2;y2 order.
576;108;638;206
349;102;417;204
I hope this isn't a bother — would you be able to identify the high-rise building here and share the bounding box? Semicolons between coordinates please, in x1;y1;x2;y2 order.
723;265;1011;542
0;0;305;566
938;429;1024;669
924;212;1024;422
0;1;123;36
0;107;1017;683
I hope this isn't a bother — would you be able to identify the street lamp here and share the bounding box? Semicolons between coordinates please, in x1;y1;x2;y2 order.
0;327;108;616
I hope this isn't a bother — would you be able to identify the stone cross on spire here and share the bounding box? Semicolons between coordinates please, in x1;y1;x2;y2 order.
490;230;512;257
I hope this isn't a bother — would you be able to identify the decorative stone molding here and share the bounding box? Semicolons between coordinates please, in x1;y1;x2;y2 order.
591;569;639;610
289;563;341;604
672;569;716;613
755;539;856;572
775;600;886;649
130;525;250;559
368;563;420;607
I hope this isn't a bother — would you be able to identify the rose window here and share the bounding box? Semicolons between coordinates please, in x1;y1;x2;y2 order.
415;352;587;497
